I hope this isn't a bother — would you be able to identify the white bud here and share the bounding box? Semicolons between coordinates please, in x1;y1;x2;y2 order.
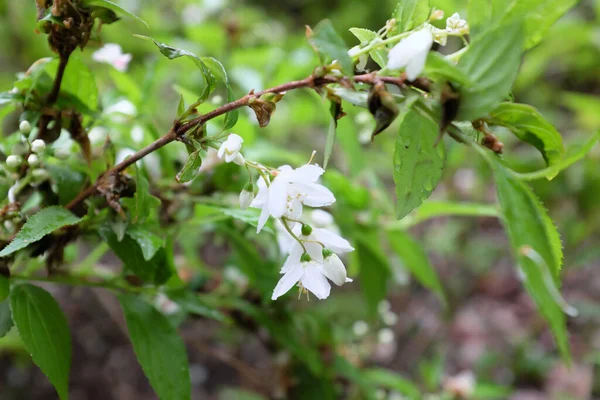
31;168;49;182
31;139;46;154
239;189;254;209
19;120;31;134
377;328;395;344
3;220;14;231
54;148;70;160
430;9;445;20
6;155;23;169
443;371;476;398
27;154;40;167
382;311;398;326
352;320;369;336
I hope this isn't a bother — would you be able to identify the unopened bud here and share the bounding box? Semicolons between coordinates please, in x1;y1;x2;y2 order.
6;155;23;169
31;139;46;154
31;168;49;182
300;252;312;262
301;224;313;236
54;148;70;160
430;9;444;21
19;120;31;134
322;248;333;258
239;188;254;209
27;154;40;167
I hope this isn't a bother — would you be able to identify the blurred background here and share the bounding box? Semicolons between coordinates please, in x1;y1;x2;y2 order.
1;0;600;399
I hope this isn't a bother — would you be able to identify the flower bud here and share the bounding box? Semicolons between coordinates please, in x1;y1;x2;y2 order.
301;224;313;236
6;155;23;169
54;148;70;160
430;9;444;21
27;154;40;167
322;253;349;286
31;139;46;154
239;189;254;209
32;168;49;182
19;120;31;134
300;252;312;262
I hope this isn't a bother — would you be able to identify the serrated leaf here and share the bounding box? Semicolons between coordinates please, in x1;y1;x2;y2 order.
175;150;202;183
119;294;191;400
488;102;564;175
176;94;185;117
355;229;392;316
83;0;149;28
387;230;446;305
349;28;387;68
0;275;9;302
10;284;71;400
457;21;523;121
44;56;98;112
501;0;578;49
0;299;13;338
99;226;172;284
363;368;421;400
392;0;430;34
135;36;216;98
393;109;444;220
0;207;81;257
126;226;164;261
492;162;569;360
309;20;354;76
423;52;472;86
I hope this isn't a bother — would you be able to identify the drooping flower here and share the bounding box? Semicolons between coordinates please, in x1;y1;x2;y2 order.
239;188;254;209
275;209;340;254
446;13;468;34
387;28;433;81
272;259;332;300
217;133;245;165
92;44;132;72
250;164;335;233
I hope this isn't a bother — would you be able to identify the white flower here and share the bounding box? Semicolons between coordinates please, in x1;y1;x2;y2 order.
322;254;351;286
443;371;475;398
92;43;132;72
5;155;22;169
19;120;31;134
217;133;245;165
31;139;46;154
105;99;137;116
353;320;369;336
275;209;339;254
239;189;254;209
446;13;468;33
250;164;335;233
387;28;433;81
272;259;332;300
280;224;354;258
27;154;39;167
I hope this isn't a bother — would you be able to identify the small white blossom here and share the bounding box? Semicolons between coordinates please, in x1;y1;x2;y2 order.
5;155;22;169
217;133;245;165
353;320;369;336
31;139;46;154
105;99;137;116
430;9;444;21
322;254;351;286
239;189;254;209
27;154;39;167
19;120;31;134
377;328;395;344
443;371;476;398
250;164;335;233
272;259;332;300
31;168;49;182
155;293;180;315
446;13;468;34
387;28;433;80
92;43;132;72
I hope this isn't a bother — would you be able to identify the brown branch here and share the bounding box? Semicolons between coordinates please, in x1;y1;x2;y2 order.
66;72;408;210
37;55;70;140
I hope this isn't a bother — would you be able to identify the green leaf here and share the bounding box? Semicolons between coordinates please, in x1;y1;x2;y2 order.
392;0;430;33
492;162;570;360
132;166;160;224
488;103;564;175
515;130;600;181
83;0;149;28
175;151;202;183
222;86;239;130
323;99;344;169
457;21;523;121
47;165;86;206
309;20;354;77
0;299;13;338
501;0;578;49
363;368;421;400
135;36;216;98
467;0;508;38
332;87;368;108
355;229;392;316
424;52;472;86
387;230;446;305
176;94;185;117
393;109;444;220
45;56;98;112
99;226;172;284
348;28;387;68
0;207;81;257
126;226;164;261
10;284;71;400
119;294;191;400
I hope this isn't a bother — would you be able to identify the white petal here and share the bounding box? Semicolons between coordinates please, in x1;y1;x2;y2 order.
268;178;288;218
217;143;226;158
256;204;270;233
300;263;331;300
405;50;429;81
294;182;335;207
322;254;348;286
304;241;325;263
387;28;433;73
281;244;304;272
310;209;334;228
313;228;354;253
232;153;245;166
272;263;304;300
250;179;268;208
288;164;324;183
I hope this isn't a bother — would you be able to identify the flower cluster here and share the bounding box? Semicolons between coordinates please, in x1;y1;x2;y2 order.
217;134;354;300
387;12;469;80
